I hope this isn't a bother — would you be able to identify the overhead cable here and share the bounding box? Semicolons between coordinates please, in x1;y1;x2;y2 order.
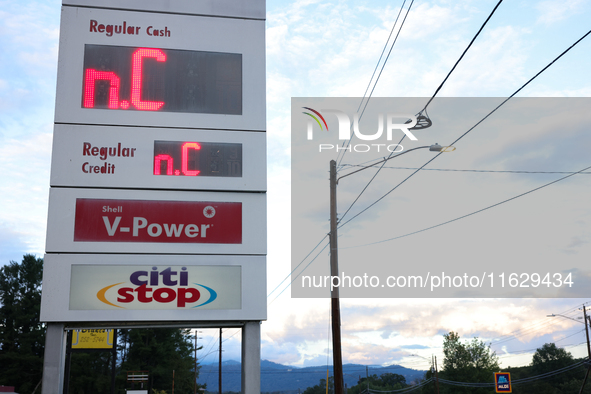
268;239;330;305
343;162;591;248
420;0;504;114
336;0;505;210
267;235;328;298
337;0;415;165
337;26;591;231
339;165;591;175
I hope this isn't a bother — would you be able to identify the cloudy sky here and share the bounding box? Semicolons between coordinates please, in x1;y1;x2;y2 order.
2;0;591;377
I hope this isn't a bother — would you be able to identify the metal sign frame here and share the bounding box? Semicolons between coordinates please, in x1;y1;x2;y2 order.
54;6;266;130
50;124;266;191
40;254;266;322
46;187;266;255
62;0;266;19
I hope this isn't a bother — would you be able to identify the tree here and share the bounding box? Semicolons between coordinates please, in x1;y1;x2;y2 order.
302;376;333;394
440;331;499;394
0;254;45;393
532;343;574;374
67;343;115;394
347;373;407;394
379;372;406;387
118;327;204;393
531;343;579;385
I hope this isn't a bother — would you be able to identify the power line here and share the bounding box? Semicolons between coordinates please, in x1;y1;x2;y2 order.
336;0;505;217
342;162;591;249
419;0;504;114
337;136;409;224
490;302;589;347
337;26;591;231
339;164;591;175
268;239;330;305
337;0;415;165
366;378;434;393
438;359;590;388
267;235;328;298
281;20;591;304
497;332;586;359
357;0;408;114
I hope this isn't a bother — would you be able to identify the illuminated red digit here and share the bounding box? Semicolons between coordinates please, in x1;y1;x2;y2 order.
182;142;201;176
131;48;167;111
83;69;121;109
154;154;173;175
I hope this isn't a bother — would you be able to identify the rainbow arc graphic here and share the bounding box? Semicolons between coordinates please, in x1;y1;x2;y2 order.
302;107;328;131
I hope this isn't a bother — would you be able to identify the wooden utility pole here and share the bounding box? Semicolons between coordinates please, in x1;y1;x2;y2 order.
329;160;344;394
194;332;198;394
431;356;436;394
219;328;222;394
434;356;440;394
578;305;591;394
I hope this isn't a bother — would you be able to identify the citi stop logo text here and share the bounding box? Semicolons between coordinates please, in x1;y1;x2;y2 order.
302;107;418;153
97;266;217;309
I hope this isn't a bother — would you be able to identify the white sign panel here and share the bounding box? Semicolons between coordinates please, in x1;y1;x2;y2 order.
50;124;266;191
46;188;266;255
40;254;266;322
55;6;265;130
70;265;241;310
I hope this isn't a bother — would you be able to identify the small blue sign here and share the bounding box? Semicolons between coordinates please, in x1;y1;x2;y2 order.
494;372;512;393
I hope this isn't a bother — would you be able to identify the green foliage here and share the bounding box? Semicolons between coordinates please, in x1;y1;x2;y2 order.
118;328;205;393
440;331;499;394
303;372;409;394
532;343;574;375
529;343;581;389
302;376;333;394
67;351;114;394
0;254;45;393
504;360;591;394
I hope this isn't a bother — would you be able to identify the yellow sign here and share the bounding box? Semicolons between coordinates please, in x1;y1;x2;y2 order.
72;329;115;349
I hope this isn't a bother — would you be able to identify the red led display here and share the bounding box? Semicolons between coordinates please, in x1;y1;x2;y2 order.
153;141;242;177
82;44;242;114
131;48;166;111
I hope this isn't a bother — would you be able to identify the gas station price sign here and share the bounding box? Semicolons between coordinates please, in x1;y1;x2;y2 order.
82;44;242;115
54;6;266;130
153;141;242;177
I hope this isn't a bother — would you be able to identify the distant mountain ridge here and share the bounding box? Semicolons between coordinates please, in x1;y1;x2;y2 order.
198;360;426;392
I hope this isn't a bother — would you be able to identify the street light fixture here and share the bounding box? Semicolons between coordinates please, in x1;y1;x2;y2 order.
546;314;585;324
329;144;455;394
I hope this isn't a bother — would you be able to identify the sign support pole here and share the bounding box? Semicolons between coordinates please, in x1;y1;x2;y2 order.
111;329;118;394
241;321;261;394
41;323;67;394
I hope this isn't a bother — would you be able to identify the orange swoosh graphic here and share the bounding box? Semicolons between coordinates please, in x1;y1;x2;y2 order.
97;283;126;308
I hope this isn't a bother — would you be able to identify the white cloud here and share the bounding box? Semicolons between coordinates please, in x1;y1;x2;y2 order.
536;0;586;24
0;132;52;254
